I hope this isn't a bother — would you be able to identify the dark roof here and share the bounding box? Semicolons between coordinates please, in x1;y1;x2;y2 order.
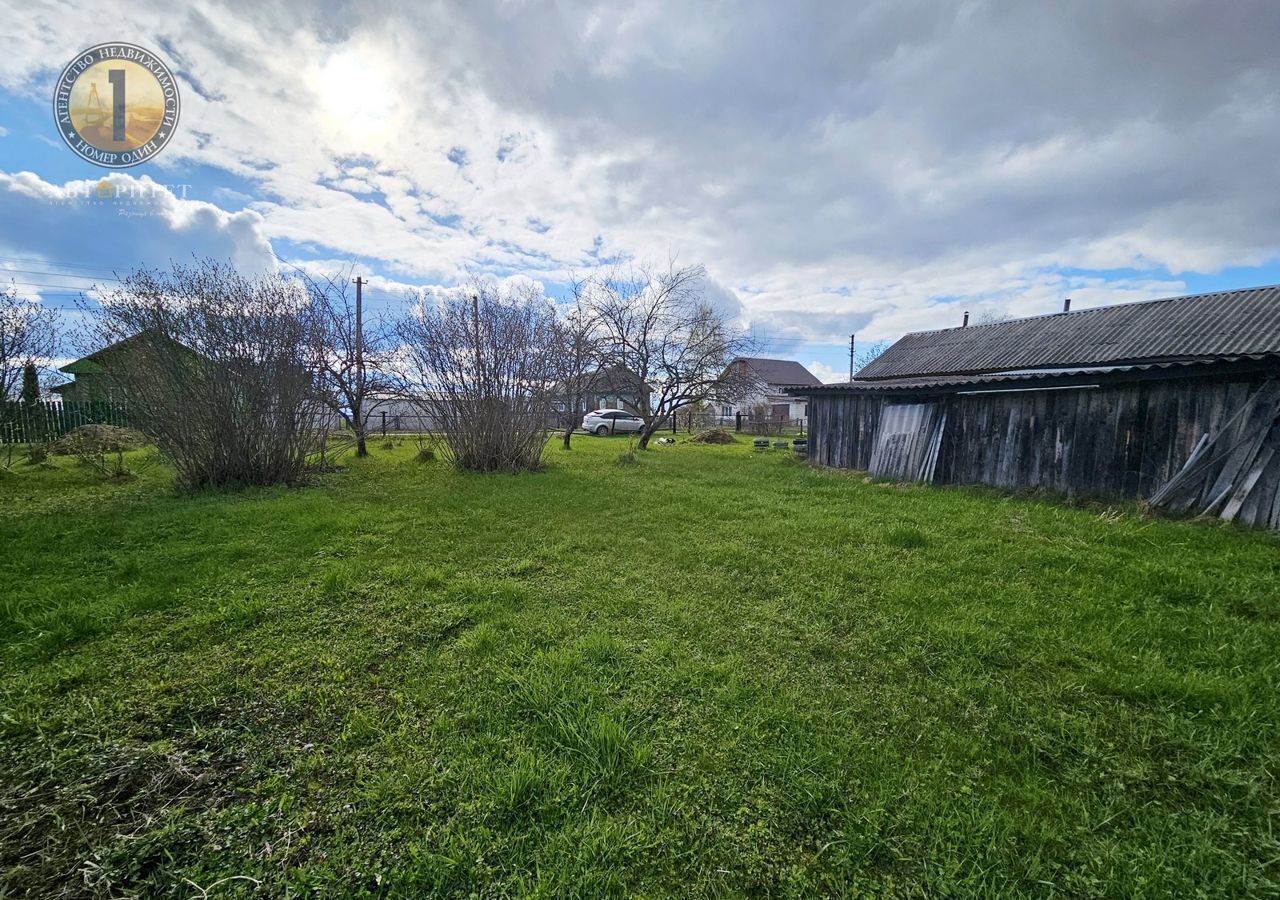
731;357;822;387
58;330;195;375
551;366;648;396
593;366;648;394
799;354;1280;395
857;285;1280;381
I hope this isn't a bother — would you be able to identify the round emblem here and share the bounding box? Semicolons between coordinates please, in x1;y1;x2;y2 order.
53;42;180;168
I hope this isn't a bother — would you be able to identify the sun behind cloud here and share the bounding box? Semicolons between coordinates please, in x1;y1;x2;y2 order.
315;49;399;148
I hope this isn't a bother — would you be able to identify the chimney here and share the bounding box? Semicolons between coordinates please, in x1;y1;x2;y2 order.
962;310;969;327
1063;297;1072;312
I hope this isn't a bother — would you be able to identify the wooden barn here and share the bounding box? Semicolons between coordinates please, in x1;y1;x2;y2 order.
792;286;1280;528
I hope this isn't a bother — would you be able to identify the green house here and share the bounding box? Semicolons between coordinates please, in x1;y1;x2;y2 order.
51;332;192;403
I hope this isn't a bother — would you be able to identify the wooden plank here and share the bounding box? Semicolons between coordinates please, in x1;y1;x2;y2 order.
1221;445;1276;522
1149;431;1210;505
1202;386;1279;505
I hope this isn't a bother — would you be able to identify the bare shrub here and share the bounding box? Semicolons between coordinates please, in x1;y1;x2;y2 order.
83;260;328;491
393;279;560;472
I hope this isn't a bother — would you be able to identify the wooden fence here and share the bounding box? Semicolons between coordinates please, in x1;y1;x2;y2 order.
0;400;131;445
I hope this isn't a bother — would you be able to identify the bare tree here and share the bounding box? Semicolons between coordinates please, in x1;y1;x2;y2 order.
552;279;605;449
853;339;889;375
297;268;395;457
393;278;560;472
0;287;57;401
591;261;753;450
83;259;328;491
973;310;1012;326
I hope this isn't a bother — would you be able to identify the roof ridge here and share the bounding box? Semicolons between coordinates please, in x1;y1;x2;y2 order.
898;283;1280;340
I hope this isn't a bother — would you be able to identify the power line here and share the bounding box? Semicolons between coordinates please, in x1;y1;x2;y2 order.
0;268;120;283
6;281;111;296
0;254;124;275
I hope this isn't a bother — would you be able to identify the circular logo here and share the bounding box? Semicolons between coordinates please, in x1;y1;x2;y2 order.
53;42;180;168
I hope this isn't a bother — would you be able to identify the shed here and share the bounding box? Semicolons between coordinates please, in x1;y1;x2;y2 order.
791;286;1280;528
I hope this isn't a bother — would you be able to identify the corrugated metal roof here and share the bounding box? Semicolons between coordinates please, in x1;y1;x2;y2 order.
730;357;823;387
792;354;1280;394
857;285;1280;380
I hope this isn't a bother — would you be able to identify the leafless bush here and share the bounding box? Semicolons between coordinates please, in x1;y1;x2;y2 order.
83;260;328;491
393;279;560;472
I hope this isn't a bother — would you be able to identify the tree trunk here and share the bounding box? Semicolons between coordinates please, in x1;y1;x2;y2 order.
562;425;573;449
637;425;655;450
352;401;369;457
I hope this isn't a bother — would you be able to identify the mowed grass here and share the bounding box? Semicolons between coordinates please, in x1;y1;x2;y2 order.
0;436;1277;898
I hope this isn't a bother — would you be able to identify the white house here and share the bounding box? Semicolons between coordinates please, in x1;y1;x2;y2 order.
714;358;822;424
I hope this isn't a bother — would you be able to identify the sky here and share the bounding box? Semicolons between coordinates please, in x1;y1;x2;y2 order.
2;0;1280;383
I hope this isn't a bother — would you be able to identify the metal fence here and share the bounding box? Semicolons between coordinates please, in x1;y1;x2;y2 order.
0;400;132;445
671;411;807;436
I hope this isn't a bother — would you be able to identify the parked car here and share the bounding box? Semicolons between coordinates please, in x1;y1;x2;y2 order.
582;409;645;435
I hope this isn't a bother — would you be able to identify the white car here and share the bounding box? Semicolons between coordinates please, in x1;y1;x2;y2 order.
582;409;645;435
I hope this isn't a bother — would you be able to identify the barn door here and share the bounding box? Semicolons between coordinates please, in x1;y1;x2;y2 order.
868;401;946;482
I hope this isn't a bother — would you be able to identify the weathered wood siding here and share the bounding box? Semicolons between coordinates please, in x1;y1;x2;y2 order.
808;374;1273;500
808;392;881;469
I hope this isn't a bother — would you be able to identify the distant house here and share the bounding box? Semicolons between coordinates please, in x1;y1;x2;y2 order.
552;366;650;416
365;392;440;432
790;286;1280;528
714;358;822;423
50;332;186;403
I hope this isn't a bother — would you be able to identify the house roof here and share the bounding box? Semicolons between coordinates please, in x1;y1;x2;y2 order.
551;366;648;396
732;357;822;387
797;354;1280;395
857;285;1280;381
58;331;198;376
590;366;648;394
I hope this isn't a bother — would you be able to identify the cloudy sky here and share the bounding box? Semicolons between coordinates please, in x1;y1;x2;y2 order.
2;0;1279;381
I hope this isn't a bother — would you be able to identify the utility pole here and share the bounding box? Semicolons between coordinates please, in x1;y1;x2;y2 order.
848;333;856;382
353;275;367;456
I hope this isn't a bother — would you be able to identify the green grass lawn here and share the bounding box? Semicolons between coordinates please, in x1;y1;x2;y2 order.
1;436;1277;897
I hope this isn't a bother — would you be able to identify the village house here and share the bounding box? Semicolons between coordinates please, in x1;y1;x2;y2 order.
551;366;650;417
715;357;822;424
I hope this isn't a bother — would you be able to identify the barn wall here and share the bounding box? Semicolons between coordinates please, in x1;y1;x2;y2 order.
807;374;1272;500
808;392;881;469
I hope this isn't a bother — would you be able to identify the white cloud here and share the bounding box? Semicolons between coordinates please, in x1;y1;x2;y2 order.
2;1;1278;343
0;172;276;295
806;361;848;385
